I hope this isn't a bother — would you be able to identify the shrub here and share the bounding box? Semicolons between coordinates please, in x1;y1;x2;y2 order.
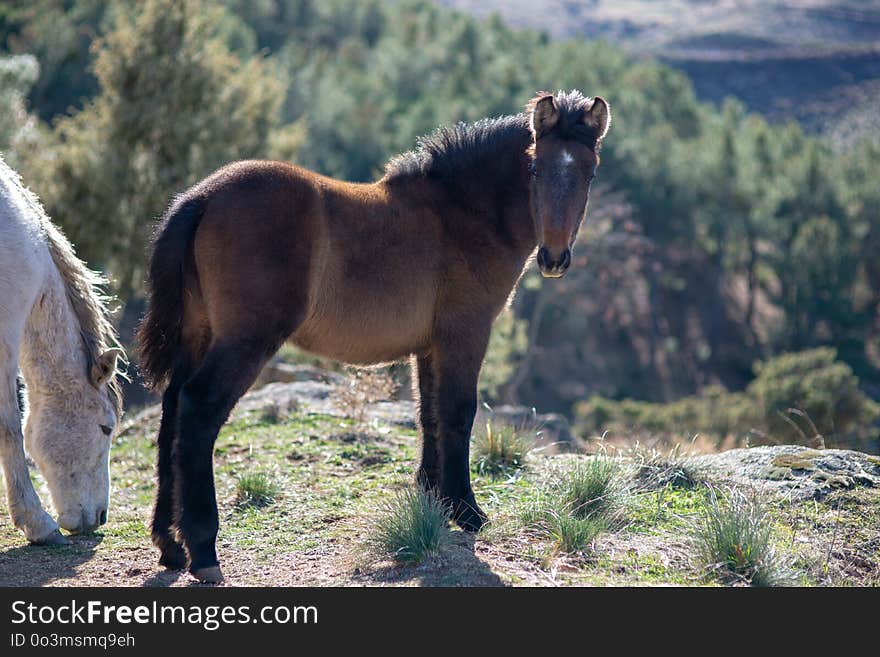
331;367;399;425
747;348;880;445
369;487;450;564
573;348;880;449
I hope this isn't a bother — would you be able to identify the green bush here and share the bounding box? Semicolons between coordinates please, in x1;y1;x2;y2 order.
747;348;880;444
574;348;880;448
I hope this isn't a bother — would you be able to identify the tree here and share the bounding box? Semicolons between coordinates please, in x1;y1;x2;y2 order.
24;0;296;300
0;54;41;166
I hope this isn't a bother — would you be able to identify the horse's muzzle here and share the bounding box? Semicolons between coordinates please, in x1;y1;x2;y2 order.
537;246;571;278
61;507;108;535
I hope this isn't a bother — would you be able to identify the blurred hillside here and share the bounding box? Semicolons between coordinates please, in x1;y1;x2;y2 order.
439;0;880;147
2;0;879;451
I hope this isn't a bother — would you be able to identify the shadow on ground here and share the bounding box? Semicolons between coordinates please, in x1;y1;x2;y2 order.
0;534;103;586
358;532;506;587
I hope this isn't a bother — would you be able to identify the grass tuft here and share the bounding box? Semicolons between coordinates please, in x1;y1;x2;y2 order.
519;454;629;555
545;510;605;553
472;420;534;477
694;487;796;586
631;445;699;491
234;472;279;509
369;487;451;564
553;455;626;520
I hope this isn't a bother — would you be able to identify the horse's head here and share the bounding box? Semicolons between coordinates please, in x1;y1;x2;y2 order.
24;348;123;534
527;91;610;278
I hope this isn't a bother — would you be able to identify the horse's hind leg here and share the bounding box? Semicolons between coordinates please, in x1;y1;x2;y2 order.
0;334;65;544
151;354;194;570
174;336;280;582
414;353;441;490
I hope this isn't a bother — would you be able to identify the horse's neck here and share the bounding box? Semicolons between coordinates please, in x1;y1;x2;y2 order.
434;140;536;258
19;257;89;400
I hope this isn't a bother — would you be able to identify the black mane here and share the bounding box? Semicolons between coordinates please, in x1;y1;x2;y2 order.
382;90;600;183
383;113;530;182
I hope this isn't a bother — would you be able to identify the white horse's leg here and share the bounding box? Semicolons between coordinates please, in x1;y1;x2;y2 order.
0;334;66;544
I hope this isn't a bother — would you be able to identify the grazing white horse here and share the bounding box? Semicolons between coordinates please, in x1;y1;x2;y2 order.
0;156;123;545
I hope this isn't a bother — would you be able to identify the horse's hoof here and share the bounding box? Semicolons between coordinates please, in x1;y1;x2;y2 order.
158;543;187;571
452;500;488;533
191;566;224;584
30;529;70;546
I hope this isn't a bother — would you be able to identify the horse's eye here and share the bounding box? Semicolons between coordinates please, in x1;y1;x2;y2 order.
100;424;113;437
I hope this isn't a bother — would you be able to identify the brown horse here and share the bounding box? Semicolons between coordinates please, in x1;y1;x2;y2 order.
136;90;610;582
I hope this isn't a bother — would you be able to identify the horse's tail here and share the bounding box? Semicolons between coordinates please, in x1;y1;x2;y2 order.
135;194;206;391
16;374;26;418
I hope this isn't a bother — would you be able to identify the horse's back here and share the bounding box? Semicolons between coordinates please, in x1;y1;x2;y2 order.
0;160;49;322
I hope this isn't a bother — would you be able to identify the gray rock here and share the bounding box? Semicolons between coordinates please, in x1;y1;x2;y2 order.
253;362;346;388
689;445;880;501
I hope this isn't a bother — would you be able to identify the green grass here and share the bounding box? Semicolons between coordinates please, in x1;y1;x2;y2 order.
368;487;451;564
545;511;605;553
234;472;280;509
5;395;867;587
517;454;629;555
694;487;796;587
471;420;534;478
553;454;626;521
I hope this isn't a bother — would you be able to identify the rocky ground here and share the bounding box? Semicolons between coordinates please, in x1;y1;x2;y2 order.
1;371;878;587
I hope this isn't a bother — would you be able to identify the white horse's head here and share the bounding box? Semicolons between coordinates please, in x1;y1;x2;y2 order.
24;348;123;534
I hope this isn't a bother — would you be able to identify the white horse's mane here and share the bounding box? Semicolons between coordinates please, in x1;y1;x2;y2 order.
0;155;125;418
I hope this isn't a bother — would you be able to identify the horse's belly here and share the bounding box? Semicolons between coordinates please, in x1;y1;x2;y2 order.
292;287;434;364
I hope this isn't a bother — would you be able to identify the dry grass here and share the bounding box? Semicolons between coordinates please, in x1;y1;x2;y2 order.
330;367;399;425
472;420;534;478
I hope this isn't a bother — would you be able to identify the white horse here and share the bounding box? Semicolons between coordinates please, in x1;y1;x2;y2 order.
0;156;123;545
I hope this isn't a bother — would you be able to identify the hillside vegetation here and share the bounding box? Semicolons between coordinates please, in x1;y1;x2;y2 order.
439;0;880;143
1;0;879;447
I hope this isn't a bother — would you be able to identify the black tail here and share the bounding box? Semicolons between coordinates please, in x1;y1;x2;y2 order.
135;194;206;390
16;373;26;417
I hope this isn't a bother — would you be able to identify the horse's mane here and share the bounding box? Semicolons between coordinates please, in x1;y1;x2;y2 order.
1;157;125;419
383;114;530;182
383;90;601;183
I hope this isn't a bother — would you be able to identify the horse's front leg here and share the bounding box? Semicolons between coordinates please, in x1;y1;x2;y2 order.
433;328;491;532
0;369;65;544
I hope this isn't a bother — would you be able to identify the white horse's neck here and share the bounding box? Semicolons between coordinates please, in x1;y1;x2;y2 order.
19;259;91;404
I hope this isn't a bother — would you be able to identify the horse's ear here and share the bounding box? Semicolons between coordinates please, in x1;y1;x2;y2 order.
530;94;559;139
91;348;123;387
582;96;611;142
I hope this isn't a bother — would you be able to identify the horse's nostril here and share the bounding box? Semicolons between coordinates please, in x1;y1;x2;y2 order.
560;248;571;270
537;247;550;269
98;509;107;526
